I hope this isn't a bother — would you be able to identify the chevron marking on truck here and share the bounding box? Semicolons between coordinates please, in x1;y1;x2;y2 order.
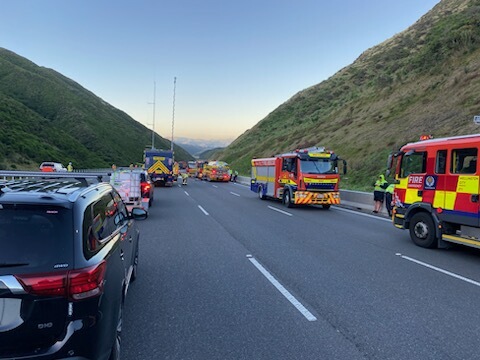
149;160;170;174
294;191;340;205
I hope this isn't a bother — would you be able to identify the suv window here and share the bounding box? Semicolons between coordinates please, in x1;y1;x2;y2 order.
83;191;128;258
0;204;73;272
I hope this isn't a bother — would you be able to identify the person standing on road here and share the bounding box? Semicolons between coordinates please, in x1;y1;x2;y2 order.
373;174;388;213
385;183;394;217
67;162;74;172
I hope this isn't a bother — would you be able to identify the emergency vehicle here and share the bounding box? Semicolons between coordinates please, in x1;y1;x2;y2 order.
389;134;480;249
203;161;230;182
251;147;346;208
144;148;174;187
195;160;209;179
187;161;197;177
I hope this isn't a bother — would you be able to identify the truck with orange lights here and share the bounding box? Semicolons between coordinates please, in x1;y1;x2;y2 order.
388;134;480;249
251;147;346;208
187;161;198;177
203;161;231;182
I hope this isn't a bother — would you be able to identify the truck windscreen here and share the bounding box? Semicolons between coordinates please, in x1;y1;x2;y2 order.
300;159;336;174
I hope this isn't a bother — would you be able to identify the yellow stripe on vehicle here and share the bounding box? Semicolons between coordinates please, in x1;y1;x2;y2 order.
303;178;338;184
445;191;456;210
433;191;445;209
456;176;479;194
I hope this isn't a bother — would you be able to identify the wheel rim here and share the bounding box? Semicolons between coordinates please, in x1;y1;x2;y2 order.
414;221;429;239
285;192;290;204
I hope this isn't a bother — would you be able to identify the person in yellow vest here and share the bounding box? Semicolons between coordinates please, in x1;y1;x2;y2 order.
373;174;388;213
67;162;74;172
385;183;395;217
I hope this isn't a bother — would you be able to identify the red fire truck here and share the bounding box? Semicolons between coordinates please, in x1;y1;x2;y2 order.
251;147;346;208
389;134;480;249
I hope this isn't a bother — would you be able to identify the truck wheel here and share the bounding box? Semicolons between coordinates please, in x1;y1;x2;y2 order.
258;186;266;200
409;212;437;248
322;204;331;210
283;189;294;208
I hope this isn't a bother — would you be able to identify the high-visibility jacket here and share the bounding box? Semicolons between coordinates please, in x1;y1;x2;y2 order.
385;183;394;194
374;175;388;192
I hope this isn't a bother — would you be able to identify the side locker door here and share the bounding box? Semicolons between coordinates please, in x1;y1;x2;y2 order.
432;150;447;211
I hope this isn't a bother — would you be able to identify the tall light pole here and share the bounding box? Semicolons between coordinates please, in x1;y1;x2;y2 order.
171;77;177;153
148;81;156;149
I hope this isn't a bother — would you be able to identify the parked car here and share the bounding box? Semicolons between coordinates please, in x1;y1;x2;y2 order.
0;174;147;359
39;161;67;172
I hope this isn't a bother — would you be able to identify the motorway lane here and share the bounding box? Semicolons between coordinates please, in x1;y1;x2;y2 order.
123;180;480;359
201;181;480;359
122;181;364;360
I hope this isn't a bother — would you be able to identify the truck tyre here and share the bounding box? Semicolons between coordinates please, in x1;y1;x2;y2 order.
283;189;294;208
258;185;266;200
409;212;437;248
322;204;331;210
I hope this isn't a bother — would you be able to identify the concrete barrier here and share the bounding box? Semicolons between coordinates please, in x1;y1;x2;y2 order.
237;176;389;216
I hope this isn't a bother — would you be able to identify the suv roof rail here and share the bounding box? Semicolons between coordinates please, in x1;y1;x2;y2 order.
0;171;110;184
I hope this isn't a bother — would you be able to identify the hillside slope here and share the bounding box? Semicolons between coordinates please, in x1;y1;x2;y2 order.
216;0;480;190
0;48;192;170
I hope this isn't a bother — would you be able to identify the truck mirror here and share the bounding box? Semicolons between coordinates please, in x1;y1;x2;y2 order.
386;154;393;169
343;160;347;175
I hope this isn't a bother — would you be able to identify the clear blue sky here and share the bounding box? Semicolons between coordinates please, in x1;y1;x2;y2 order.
1;0;440;143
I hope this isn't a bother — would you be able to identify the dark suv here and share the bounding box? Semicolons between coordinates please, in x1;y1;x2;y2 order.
0;174;147;359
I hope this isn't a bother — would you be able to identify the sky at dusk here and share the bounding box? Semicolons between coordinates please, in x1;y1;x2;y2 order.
1;0;441;143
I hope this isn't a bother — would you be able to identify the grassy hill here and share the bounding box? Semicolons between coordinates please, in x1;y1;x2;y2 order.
214;0;480;190
0;48;193;170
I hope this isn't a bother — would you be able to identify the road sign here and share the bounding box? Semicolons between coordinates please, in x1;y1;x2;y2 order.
474;115;480;125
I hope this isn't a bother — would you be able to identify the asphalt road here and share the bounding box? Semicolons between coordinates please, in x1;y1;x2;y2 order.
122;178;480;360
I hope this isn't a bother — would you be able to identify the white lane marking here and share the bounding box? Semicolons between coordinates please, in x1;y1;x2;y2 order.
230;192;240;197
198;205;209;216
333;206;391;222
184;191;189;196
212;185;218;188
248;256;317;322
397;253;480;287
268;206;293;217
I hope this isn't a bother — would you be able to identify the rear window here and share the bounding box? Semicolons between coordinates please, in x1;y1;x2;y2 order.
0;205;73;273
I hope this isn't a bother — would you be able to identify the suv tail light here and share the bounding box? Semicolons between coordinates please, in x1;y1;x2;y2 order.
15;261;106;301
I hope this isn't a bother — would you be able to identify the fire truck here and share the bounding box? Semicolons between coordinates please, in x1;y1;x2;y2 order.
388;134;480;249
203;161;230;182
187;161;197;177
195;160;208;179
251;147;346;208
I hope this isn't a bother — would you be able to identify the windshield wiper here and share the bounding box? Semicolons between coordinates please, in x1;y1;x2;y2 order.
0;262;30;268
